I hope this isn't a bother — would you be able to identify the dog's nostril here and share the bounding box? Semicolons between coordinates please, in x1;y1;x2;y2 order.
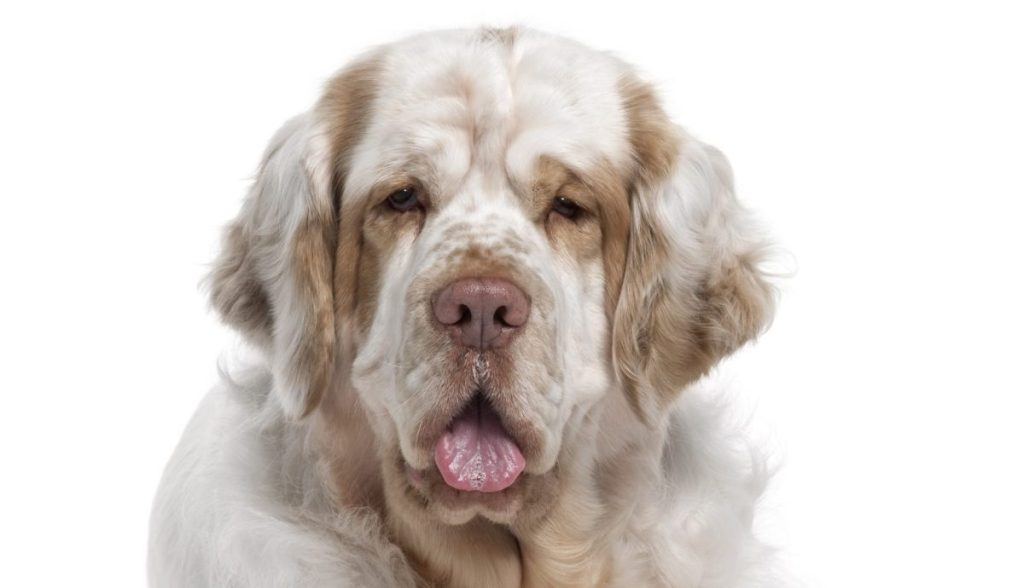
494;306;511;328
456;304;472;326
431;277;530;349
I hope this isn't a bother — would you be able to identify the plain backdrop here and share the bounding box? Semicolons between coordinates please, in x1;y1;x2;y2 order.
2;1;1022;586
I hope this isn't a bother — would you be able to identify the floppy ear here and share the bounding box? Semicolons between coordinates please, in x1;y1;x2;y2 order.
613;82;776;421
208;115;337;419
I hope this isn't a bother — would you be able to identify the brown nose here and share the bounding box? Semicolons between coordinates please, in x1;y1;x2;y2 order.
432;277;530;349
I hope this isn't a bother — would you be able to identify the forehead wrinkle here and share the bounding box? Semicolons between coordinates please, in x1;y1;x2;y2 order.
391;71;515;206
396;39;514;148
349;30;631;212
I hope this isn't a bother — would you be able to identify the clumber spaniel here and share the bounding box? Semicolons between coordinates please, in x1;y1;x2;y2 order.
149;27;784;587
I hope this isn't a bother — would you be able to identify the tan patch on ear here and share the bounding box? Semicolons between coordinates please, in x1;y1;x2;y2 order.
637;274;714;404
209;221;272;340
629;239;773;418
618;74;680;189
612;212;709;420
614;75;774;420
317;54;384;335
703;250;774;358
614;75;690;418
206;55;384;420
291;214;338;417
320;55;383;186
285;53;384;414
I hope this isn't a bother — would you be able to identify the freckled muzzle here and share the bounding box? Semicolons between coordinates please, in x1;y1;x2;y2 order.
396;229;562;498
426;277;536;492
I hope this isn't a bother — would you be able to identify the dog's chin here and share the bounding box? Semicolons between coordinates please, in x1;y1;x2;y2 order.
388;450;561;528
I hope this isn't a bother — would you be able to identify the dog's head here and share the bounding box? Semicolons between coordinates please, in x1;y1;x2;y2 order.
210;28;774;527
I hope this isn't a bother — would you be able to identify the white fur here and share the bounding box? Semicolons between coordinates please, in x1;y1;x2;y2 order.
149;355;418;587
149;27;787;587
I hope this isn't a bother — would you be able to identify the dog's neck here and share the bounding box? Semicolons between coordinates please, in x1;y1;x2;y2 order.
315;381;662;588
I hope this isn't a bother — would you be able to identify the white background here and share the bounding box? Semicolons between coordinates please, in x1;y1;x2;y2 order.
2;1;1022;586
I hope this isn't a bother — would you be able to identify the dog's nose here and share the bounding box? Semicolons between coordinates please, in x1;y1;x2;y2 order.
432;278;530;349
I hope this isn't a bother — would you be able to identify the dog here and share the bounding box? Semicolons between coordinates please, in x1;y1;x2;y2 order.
148;27;783;587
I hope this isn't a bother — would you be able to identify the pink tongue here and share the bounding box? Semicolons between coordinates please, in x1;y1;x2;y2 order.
434;398;525;493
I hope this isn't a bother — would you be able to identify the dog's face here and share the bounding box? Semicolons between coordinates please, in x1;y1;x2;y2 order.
210;29;774;528
339;32;638;526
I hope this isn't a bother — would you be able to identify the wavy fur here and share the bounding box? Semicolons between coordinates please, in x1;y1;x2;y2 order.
150;27;787;587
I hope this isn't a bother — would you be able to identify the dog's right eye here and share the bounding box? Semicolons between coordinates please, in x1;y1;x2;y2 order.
387;187;419;211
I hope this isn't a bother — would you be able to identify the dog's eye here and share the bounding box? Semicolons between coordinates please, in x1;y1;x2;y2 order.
552;196;581;219
387;187;419;211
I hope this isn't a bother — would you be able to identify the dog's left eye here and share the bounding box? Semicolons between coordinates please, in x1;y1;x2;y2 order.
387;187;419;211
552;196;581;219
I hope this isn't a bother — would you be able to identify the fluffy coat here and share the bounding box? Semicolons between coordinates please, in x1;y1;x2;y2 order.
149;27;785;587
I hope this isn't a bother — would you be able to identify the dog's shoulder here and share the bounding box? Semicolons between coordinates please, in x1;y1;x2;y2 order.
148;362;417;587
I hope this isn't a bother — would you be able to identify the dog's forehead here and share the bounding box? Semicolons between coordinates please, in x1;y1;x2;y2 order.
343;29;633;202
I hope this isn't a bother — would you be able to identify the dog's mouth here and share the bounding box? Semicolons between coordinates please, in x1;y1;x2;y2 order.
398;387;560;526
432;392;525;493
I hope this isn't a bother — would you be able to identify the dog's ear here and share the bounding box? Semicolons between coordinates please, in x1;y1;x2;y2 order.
208;55;380;419
208;115;337;419
612;77;776;422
